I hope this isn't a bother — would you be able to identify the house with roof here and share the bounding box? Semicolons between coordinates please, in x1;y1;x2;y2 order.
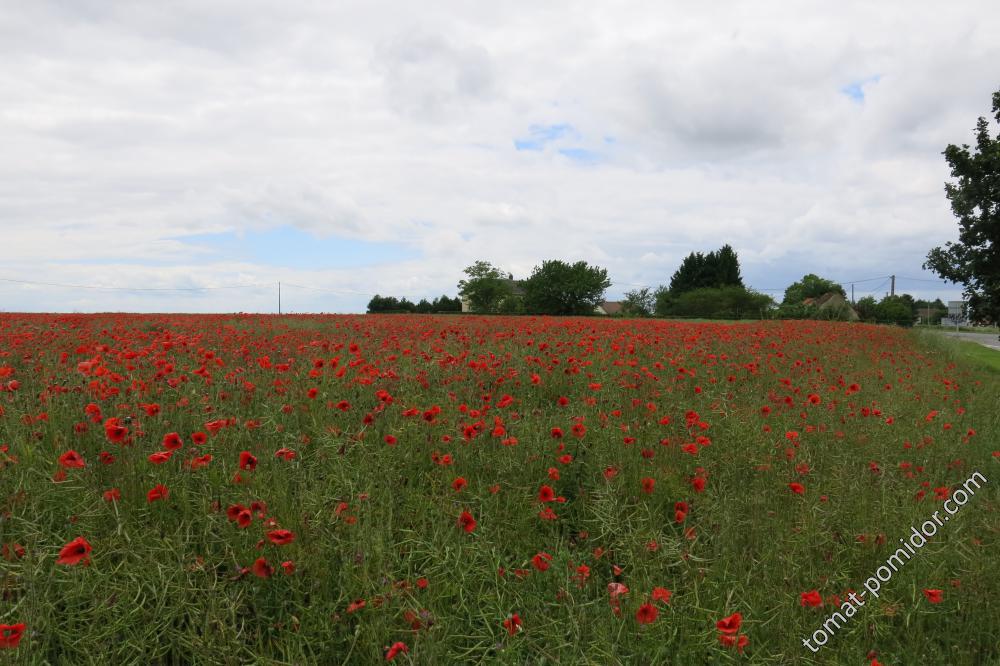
802;292;859;321
595;301;624;316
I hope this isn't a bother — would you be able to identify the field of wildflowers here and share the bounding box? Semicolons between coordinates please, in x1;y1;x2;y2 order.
0;314;996;664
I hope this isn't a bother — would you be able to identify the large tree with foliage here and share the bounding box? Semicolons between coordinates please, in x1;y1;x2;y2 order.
458;261;517;314
522;260;610;315
713;244;743;288
781;274;846;305
924;89;1000;326
668;245;743;294
622;287;655;317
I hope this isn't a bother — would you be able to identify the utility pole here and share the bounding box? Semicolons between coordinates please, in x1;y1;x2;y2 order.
278;281;281;315
890;275;895;297
851;284;854;304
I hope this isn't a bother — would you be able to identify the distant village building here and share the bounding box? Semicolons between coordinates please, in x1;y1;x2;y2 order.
802;292;860;321
595;301;623;316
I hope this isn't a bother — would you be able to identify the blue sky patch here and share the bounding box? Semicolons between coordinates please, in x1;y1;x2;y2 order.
514;123;575;151
558;147;601;164
841;75;881;102
175;226;419;270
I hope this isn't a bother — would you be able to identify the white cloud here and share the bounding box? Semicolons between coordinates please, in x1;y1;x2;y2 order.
1;0;995;312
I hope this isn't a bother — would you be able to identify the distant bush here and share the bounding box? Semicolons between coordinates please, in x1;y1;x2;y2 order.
655;286;773;319
368;294;461;314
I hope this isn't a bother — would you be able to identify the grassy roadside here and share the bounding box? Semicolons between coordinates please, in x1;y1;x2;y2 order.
914;330;1000;374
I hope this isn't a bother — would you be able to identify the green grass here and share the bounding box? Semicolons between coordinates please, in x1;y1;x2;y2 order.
916;331;1000;374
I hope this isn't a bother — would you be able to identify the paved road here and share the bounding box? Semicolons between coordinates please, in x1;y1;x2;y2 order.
940;331;1000;351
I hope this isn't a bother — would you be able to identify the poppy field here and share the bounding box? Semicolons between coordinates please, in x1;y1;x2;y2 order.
0;313;997;665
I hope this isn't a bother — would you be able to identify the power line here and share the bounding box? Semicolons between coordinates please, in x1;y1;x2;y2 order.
834;275;889;285
864;278;891;296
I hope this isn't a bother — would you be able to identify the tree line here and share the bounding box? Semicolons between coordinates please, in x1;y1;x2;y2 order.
367;294;462;313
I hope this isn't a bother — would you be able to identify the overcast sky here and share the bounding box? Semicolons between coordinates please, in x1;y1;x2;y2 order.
2;1;997;313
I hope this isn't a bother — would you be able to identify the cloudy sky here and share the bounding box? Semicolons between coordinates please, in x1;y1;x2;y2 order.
2;0;997;313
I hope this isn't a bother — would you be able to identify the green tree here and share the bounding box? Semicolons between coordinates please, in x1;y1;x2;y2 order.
714;244;744;288
622;287;655;317
367;294;398;313
414;298;433;314
782;274;846;305
876;295;915;326
458;261;516;314
854;295;879;321
522;260;611;315
669;252;707;293
924;89;1000;327
669;245;744;294
431;295;462;312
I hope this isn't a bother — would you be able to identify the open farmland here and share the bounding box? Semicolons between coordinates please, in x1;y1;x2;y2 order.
0;314;997;664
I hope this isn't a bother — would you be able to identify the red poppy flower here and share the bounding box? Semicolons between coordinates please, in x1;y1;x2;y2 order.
58;450;85;469
716;612;742;635
103;488;121;502
636;602;658;624
147;484;169;503
103;418;128;444
502;613;522;636
385;641;408;661
788;482;805;495
651;587;672;604
191;432;207;445
84;402;102;422
923;588;943;604
531;552;552;571
281;560;295;575
267;529;295;546
189;453;212;469
457;510;477;534
252;557;273;579
162;432;183;450
0;623;25;649
640;477;655;494
800;590;823;607
719;633;750;653
452;477;468;492
538;485;555;502
148;451;172;465
607;582;629;617
239;451;258;471
57;536;92;566
234;508;252;528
